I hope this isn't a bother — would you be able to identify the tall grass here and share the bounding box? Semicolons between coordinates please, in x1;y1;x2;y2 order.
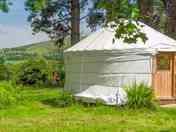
125;83;157;109
0;82;24;109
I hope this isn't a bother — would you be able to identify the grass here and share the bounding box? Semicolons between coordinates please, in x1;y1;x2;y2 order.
0;86;176;131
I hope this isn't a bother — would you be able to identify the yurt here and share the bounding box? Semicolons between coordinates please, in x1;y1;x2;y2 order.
64;22;176;104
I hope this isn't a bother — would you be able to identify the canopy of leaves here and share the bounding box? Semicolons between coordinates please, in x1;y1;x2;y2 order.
89;0;148;43
15;58;51;85
25;0;70;42
0;0;12;12
25;0;89;45
25;0;148;45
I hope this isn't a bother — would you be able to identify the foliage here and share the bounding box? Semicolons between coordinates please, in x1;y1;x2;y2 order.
14;58;52;86
125;83;157;109
138;0;168;34
0;64;10;81
25;0;149;45
25;0;83;45
0;49;37;61
2;0;176;45
44;52;63;61
58;63;65;87
0;53;65;87
0;0;12;12
114;21;148;43
0;56;5;64
162;0;176;38
0;82;24;109
90;0;148;43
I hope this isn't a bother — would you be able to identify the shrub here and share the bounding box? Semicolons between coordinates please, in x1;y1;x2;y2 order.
125;83;157;109
14;58;51;86
0;64;10;81
0;82;24;109
0;56;5;64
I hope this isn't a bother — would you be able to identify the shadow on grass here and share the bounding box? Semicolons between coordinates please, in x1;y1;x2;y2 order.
41;97;72;108
41;92;74;108
41;95;108;108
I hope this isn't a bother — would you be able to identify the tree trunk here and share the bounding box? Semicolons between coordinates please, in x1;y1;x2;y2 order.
138;0;151;17
164;0;176;38
71;0;80;45
138;0;153;25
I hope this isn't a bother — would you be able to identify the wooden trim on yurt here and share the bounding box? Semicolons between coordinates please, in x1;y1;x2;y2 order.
152;55;156;95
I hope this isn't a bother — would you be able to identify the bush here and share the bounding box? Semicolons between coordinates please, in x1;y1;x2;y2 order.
0;64;10;81
0;82;24;109
125;83;157;109
14;58;52;86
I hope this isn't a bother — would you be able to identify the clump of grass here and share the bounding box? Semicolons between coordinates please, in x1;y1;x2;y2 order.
125;83;158;109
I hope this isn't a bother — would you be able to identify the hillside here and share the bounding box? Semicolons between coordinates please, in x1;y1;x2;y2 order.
0;40;70;63
12;41;59;55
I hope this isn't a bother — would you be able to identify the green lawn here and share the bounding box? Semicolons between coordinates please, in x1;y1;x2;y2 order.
0;87;176;132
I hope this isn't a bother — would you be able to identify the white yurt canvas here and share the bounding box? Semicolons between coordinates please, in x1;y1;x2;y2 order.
64;22;176;105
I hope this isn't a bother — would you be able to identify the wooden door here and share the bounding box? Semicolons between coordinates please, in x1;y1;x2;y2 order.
153;53;173;98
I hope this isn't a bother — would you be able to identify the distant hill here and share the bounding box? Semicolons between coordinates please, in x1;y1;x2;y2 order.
12;41;60;55
0;40;71;63
0;36;90;63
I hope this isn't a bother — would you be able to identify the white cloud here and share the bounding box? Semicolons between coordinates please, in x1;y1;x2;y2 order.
0;24;49;48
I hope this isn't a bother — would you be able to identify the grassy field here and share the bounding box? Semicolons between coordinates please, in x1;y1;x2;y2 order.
0;87;176;132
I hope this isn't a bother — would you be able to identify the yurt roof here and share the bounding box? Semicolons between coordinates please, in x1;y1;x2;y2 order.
65;22;176;53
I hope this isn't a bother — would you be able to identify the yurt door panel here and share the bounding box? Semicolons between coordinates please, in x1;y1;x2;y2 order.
154;53;173;98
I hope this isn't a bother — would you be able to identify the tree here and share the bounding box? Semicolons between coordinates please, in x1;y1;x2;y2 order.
95;0;176;40
137;0;166;31
26;0;149;46
89;0;148;43
25;0;89;46
162;0;176;38
2;0;176;46
138;0;153;25
0;0;11;12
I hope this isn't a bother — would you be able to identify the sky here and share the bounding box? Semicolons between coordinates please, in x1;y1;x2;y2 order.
0;0;49;48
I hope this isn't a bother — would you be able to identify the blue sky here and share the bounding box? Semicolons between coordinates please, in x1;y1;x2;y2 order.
0;0;27;26
0;0;49;48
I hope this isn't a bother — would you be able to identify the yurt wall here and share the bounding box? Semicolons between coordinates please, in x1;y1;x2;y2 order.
64;51;154;93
